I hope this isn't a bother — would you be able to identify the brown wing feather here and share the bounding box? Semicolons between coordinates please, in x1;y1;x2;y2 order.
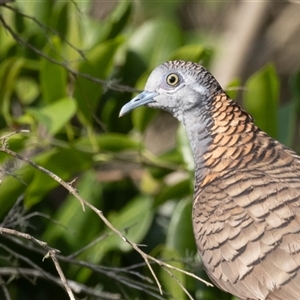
193;149;300;300
193;93;300;300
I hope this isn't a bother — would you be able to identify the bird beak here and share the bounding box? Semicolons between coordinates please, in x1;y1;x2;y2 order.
119;91;158;117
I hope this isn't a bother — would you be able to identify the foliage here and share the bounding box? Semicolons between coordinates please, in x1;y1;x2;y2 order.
0;1;299;300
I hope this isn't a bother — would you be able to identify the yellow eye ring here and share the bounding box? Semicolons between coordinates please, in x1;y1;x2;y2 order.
166;73;180;86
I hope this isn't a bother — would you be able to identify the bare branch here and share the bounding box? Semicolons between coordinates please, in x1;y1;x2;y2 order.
0;276;11;300
0;13;139;93
3;4;87;60
0;227;76;300
0;131;86;211
43;251;75;300
0;267;121;299
161;266;193;300
0;130;213;300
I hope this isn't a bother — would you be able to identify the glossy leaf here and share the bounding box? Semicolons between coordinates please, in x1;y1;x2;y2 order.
225;78;241;100
75;133;142;152
0;3;298;300
15;77;39;105
278;101;297;147
0;15;15;58
128;20;183;68
169;44;213;66
73;36;124;125
40;37;67;104
277;71;300;146
43;170;103;247
166;198;196;257
96;133;141;152
244;64;279;138
106;1;132;40
0;164;34;219
157;246;186;300
147;148;184;179
0;57;25;124
154;179;191;206
78;195;154;264
27;97;77;135
177;123;194;172
64;2;83;62
24;148;93;207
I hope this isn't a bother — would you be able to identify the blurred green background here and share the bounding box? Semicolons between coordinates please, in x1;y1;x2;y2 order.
0;1;300;299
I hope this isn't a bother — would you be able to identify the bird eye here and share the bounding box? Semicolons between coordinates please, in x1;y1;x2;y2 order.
166;73;180;86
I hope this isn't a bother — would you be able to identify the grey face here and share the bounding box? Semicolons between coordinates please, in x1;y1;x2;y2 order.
119;61;212;122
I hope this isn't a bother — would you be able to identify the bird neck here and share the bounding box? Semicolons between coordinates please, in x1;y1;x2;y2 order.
182;97;215;186
183;92;256;190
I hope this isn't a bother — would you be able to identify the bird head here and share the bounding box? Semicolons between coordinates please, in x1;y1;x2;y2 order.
119;60;222;121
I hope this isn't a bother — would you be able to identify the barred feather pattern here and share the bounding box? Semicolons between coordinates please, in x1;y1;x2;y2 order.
120;60;300;300
193;92;300;300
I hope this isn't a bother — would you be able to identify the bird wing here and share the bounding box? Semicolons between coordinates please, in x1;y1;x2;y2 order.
193;162;300;300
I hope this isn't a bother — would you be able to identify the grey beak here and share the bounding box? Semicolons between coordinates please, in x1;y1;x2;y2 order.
119;91;158;117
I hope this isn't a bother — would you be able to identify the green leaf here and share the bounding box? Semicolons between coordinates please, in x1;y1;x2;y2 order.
225;78;241;100
73;195;148;280
27;97;77;135
0;57;25;124
16;1;53;26
154;179;191;206
277;71;300;147
73;36;124;125
15;77;40;105
169;44;213;66
43;170;103;247
147;147;184;179
166;198;196;257
50;1;69;37
75;133;142;153
0;134;28;159
107;195;154;251
40;37;67;104
24;147;93;207
0;14;15;58
0;164;34;220
64;2;83;61
96;133;141;152
130;33;201;132
244;64;279;138
106;1;132;40
157;246;186;300
77;195;154;267
128;20;183;68
291;71;300;106
278;101;297;147
177;123;194;172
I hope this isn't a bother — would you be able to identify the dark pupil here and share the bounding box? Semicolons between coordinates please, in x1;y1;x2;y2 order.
169;75;176;84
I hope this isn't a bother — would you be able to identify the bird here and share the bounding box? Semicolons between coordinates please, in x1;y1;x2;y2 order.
119;60;300;300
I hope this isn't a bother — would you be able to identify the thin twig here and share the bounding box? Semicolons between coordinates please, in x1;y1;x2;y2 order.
161;265;194;300
0;131;213;299
0;227;75;300
0;275;11;300
0;227;59;253
0;267;121;299
0;14;139;93
2;234;162;298
3;4;87;60
0;130;86;211
66;232;112;259
43;251;75;300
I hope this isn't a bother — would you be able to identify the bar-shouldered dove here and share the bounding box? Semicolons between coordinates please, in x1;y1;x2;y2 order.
119;60;300;300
